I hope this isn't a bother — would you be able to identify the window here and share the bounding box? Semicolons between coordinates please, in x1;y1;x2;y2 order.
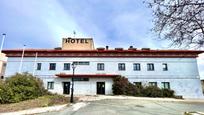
161;82;170;89
133;63;140;71
64;63;70;70
163;63;168;71
97;63;104;71
147;63;154;71
73;61;89;65
49;63;56;70
134;82;142;88
149;82;157;87
118;63;125;71
1;76;4;79
47;82;54;89
37;63;42;70
73;78;89;81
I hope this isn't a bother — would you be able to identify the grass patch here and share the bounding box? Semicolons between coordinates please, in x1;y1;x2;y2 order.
0;94;77;113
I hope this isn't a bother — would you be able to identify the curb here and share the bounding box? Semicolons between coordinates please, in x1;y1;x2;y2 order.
0;104;68;115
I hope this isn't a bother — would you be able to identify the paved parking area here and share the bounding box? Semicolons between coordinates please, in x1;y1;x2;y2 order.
38;98;204;115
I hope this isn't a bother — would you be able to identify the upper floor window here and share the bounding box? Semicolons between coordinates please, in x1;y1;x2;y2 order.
147;63;154;71
149;82;157;87
97;63;104;71
161;82;170;89
162;63;168;71
118;63;125;71
133;63;141;71
37;63;42;70
49;63;56;70
64;63;70;70
47;82;54;89
73;61;89;65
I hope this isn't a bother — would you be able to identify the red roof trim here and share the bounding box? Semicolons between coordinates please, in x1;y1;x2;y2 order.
55;74;120;78
2;49;204;53
2;49;203;58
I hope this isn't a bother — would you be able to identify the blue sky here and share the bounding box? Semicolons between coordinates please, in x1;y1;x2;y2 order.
0;0;203;79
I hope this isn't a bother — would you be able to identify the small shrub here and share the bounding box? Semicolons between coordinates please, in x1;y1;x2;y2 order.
161;89;175;97
112;76;129;95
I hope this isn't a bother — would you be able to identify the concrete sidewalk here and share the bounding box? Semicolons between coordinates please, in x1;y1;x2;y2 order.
0;104;68;115
78;95;204;103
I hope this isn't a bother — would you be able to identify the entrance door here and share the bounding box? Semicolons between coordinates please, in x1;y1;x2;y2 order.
63;82;70;94
97;82;105;95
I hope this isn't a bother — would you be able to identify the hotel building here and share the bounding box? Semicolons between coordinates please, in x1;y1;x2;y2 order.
2;38;204;98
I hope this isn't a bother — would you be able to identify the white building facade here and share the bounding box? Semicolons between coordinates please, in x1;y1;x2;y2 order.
2;38;204;98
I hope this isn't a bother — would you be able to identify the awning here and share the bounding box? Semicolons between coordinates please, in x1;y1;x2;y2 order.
55;74;120;78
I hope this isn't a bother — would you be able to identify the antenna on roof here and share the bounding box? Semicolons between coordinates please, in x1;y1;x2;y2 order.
73;30;76;38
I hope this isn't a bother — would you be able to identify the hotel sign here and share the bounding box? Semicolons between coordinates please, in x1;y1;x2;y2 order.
64;38;89;44
62;37;94;50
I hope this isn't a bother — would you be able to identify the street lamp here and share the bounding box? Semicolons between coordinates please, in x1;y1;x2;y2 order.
70;62;76;103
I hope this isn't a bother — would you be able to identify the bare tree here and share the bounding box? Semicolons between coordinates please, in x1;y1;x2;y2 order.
147;0;204;48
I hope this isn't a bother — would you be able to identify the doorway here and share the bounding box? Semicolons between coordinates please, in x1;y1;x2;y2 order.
63;82;70;94
97;82;105;95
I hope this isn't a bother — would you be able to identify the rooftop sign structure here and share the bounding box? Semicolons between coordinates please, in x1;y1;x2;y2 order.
62;37;95;50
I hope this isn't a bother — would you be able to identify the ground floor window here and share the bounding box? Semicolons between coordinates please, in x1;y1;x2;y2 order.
134;82;142;88
149;82;157;87
161;82;170;89
47;82;54;89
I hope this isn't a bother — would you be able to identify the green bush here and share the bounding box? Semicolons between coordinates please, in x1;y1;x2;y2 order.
0;73;47;104
142;86;163;97
0;81;14;103
112;76;129;95
112;76;175;98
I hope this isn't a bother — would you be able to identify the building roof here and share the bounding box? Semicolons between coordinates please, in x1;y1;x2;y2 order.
2;49;204;58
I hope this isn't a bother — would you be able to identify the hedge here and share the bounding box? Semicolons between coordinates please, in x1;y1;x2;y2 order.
112;76;175;98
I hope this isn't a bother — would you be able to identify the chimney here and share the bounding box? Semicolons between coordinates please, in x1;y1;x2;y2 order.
128;46;137;50
106;46;109;50
129;46;133;48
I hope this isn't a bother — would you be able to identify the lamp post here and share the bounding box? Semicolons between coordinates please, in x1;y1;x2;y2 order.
0;33;6;53
70;62;76;103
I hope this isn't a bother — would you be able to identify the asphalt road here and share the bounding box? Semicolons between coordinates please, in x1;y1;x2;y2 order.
38;99;204;115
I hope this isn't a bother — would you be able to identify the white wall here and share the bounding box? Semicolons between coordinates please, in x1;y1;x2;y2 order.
4;57;203;98
43;77;113;95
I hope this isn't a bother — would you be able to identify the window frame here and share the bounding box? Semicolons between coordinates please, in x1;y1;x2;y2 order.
162;63;168;71
118;63;126;71
47;82;54;89
64;63;70;70
97;63;105;71
147;63;154;71
133;63;141;71
49;63;56;70
36;63;42;70
134;82;142;88
149;82;157;87
161;82;170;89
